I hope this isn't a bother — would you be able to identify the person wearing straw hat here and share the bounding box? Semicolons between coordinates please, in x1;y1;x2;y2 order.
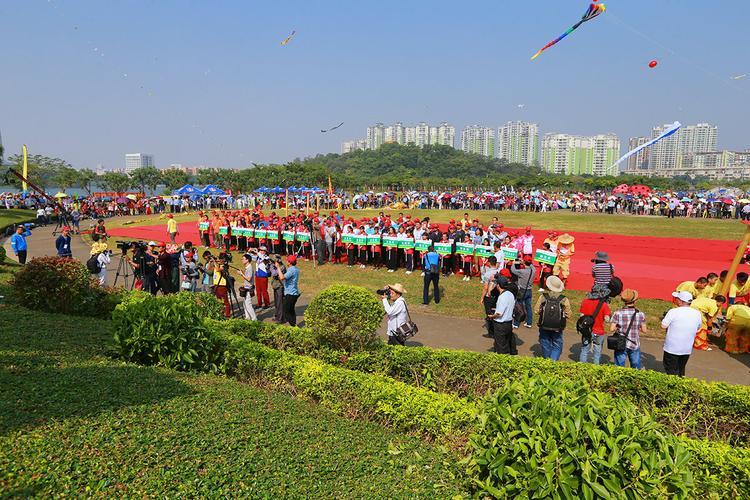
553;234;575;284
89;241;111;285
609;289;647;369
381;283;409;346
536;275;571;361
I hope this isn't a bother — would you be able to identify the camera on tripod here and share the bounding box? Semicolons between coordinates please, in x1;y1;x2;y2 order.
116;240;133;252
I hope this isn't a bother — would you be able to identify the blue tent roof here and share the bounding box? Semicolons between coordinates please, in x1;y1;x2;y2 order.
271;186;285;194
173;184;199;195
254;186;269;193
287;186;299;192
201;184;226;196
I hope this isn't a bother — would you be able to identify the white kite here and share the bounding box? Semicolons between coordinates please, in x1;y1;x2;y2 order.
610;121;682;170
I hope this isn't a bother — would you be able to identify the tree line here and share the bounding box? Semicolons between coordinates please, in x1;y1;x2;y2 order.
4;144;743;195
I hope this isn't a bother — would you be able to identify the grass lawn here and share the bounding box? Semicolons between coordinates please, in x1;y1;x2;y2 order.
101;209;747;240
0;304;467;497
0;208;35;232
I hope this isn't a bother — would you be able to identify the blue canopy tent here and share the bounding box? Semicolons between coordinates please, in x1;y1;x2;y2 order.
287;186;299;193
201;184;226;196
173;184;200;196
254;186;269;193
271;186;285;194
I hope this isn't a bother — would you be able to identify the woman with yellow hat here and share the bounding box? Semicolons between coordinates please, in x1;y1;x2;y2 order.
89;242;111;285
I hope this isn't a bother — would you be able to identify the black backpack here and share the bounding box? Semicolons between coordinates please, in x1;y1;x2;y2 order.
86;253;102;274
576;299;607;343
538;295;566;331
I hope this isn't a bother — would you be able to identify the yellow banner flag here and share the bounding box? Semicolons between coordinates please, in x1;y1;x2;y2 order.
22;144;28;192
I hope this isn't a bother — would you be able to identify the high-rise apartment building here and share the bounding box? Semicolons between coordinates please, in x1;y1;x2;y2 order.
341;139;367;154
347;121;456;153
496;121;539;166
461;126;495;158
626;137;650;171
366;123;386;150
648;123;717;172
541;134;620;176
125;153;154;172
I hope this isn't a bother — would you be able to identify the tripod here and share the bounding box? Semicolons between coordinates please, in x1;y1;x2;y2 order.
113;251;135;290
52;210;74;236
220;265;242;318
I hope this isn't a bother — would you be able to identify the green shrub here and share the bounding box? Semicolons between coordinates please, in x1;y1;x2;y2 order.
467;376;693;499
0;245;6;264
304;284;384;352
207;319;750;445
113;291;224;371
10;256;119;317
218;333;476;438
681;437;750;498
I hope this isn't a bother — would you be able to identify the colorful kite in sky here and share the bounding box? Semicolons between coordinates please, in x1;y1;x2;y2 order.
321;122;344;133
531;3;606;61
732;74;747;80
280;30;296;46
610;121;681;170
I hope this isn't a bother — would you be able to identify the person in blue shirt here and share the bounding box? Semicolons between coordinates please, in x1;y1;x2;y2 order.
275;254;301;326
55;226;73;258
422;245;441;305
10;225;31;264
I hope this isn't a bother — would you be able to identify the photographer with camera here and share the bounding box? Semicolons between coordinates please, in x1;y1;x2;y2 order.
236;253;257;320
274;255;300;327
143;242;159;294
199;250;215;293
87;241;111;285
379;283;410;346
213;252;233;318
269;254;286;323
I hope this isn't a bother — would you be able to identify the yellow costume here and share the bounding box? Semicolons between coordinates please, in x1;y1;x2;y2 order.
712;279;737;300
725;304;750;353
552;234;575;280
691;297;719;350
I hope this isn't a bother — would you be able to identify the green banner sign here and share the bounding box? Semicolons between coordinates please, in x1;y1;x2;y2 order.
341;234;354;244
414;240;431;252
198;222;209;231
456;242;475;256
435;242;452;255
382;237;400;248
474;245;493;258
353;234;368;246
398;238;415;249
367;234;382;245
282;230;295;242
254;228;266;239
296;232;311;242
266;230;279;241
501;247;519;261
534;249;557;265
219;226;228;235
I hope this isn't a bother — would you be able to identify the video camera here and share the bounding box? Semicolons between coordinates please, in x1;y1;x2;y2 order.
376;285;391;296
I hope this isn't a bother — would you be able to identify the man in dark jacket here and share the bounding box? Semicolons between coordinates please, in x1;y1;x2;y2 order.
55;226;73;258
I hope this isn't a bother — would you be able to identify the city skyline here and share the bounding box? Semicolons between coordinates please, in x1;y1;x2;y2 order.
2;1;749;170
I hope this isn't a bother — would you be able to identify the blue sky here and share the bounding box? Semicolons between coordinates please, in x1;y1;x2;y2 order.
1;0;748;169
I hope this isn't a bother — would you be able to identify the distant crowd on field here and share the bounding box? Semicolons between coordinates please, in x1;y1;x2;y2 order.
4;183;750;220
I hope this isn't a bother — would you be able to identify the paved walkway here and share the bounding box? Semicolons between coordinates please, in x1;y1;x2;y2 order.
5;224;750;386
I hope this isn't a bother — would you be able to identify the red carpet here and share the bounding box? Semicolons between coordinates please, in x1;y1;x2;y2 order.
108;221;742;301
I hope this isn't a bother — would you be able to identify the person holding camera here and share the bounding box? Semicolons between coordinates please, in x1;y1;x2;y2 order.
89;241;111;285
380;283;409;345
254;246;272;309
155;242;173;295
213;252;233;318
510;256;536;329
10;224;32;264
275;255;300;326
270;254;286;323
200;250;215;293
487;276;519;355
237;253;257;320
609;289;647;369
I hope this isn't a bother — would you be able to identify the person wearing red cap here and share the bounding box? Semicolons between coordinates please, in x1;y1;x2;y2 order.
166;213;178;244
55;226;73;258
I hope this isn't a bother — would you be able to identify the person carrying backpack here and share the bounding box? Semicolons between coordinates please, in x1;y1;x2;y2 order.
536;275;571;361
87;241;111;285
577;283;612;365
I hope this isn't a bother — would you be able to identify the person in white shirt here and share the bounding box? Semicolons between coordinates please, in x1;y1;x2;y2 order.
487;276;519;355
381;283;409;346
92;243;111;285
661;291;703;377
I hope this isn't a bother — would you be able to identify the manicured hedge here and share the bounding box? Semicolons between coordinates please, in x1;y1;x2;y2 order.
208;319;750;446
217;332;476;439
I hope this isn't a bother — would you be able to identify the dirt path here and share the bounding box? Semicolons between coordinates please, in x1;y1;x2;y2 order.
6;224;750;386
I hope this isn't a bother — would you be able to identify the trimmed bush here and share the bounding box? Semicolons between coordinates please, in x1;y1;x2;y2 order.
0;245;6;264
113;291;224;371
468;376;694;499
681;437;750;497
218;333;476;439
304;284;384;352
207;319;750;445
10;256;121;317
